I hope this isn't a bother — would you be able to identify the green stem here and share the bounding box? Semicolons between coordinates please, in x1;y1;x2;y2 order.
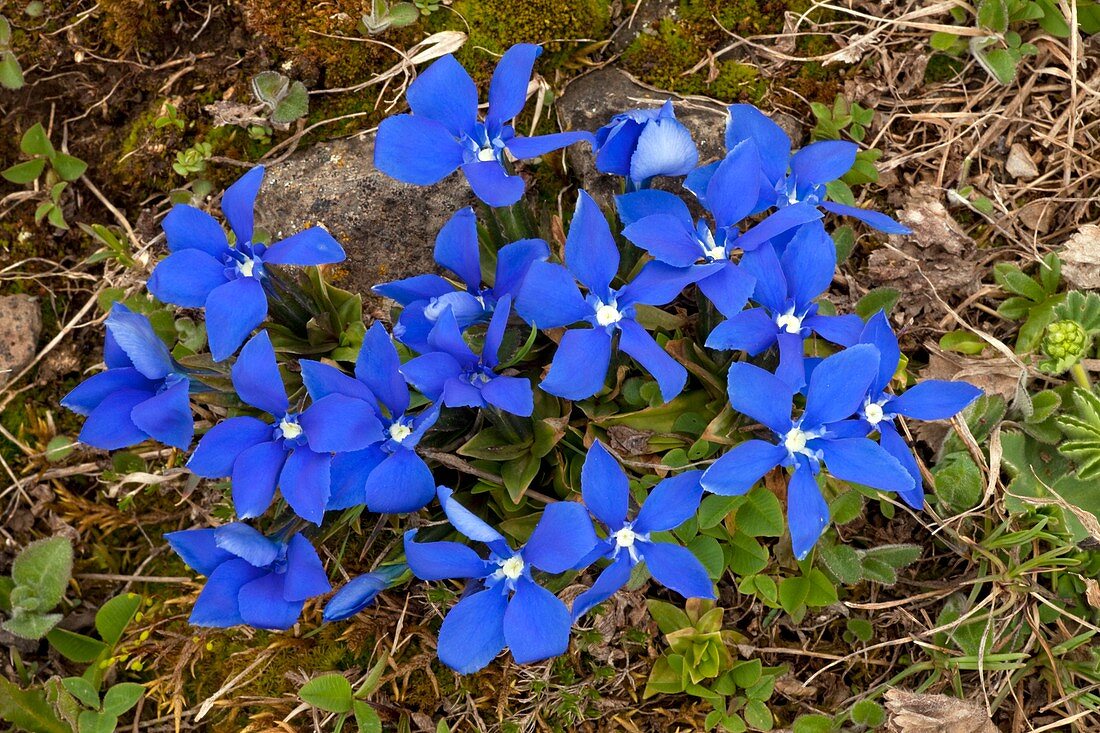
1069;361;1092;391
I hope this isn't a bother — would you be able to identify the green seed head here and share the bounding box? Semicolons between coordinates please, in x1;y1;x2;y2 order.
1042;320;1088;360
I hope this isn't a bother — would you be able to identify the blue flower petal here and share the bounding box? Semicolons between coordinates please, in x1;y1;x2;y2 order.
492;239;550;298
506;131;594;159
523;501;598;573
738;244;789;314
628;116;698;186
279;448;331;524
878;422;925;509
375;114;465;185
595;118;643;176
634;470;704;534
803;313;864;347
642;541;715;599
696;262;756;318
787;458;829;560
162;205;230;257
725;104;792;184
540;327;612;400
737;202;823;252
406;403;441;447
705;308;777;354
300;360;376;403
300;394;383;453
78;389;152;449
817;436;914;494
571;554;632;620
433;207;481;291
129;378;193;449
483;294;512;368
504;577;571;665
684;160;720;206
407;54;478;136
206;276;268;362
231;441;286;519
859;311;900;393
441;378;484;408
106;304;174;380
564;191;619;299
213;522;280;566
514;261;590;328
725;362;793;433
889;380;983;421
461;161;525;207
775;331;807;391
781;221;836;308
373;274;454;305
263;227;345;266
621;214;701;268
62;368;156;416
437;486;509;551
801;344;879;428
700;439;786;496
580;441;629;530
238;572;303;630
618;260;703;307
401;352;462;401
790;140;856;186
323;570;393;621
147;249;228;308
617;319;686;404
165;528;233;576
364;448;435;514
427;306;479;364
616;189;693;228
355;322;410;418
481;375;534;417
188;416;272;478
487;44;541;128
327;446;385;510
820;201;911;234
706;141;761;228
221;166;263;245
231;331;288;416
438;588;508;674
283;533;332;602
189;558;264;627
404;530;490;580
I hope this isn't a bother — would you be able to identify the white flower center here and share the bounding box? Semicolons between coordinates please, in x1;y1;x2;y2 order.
500;555;525;579
477;146;497;162
237;258;256;278
776;312;803;334
595;304;622;327
278;417;302;440
784;427;810;454
614;527;637;548
388;422;412;443
864;402;885;426
704;244;727;261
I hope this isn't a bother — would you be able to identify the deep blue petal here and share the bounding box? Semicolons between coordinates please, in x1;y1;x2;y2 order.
364;448;435;513
706;141;761;228
165;528;233;576
621;214;701;268
189;558;265;627
820;201;911;234
433;207;482;290
372;274;454;305
62;368;156;416
279;448;331;524
696;262;756;318
801;344;879;428
492;239;550;298
147;249;228;308
401;352;462;401
616;189;693;228
565;191;619;300
188;416;272;478
221;166;263;245
571;554;632;620
206;277;268;362
282;533;332;602
375;114;465;185
441;378;485;409
595;118;643;176
437;486;508;549
213;522;280;566
300;360;376;403
737;203;824;252
404;530;490;580
461;161;525;207
129;378;193;449
540;327;612;400
327;446;385;510
407;54;478;135
619;260;705;307
507;131;594;159
238;572;303;630
162;205;229;257
775;331;807;391
514;261;590;328
878;422;925;509
790;140;856;186
781;221;836;308
803;313;864;347
890;380;983;421
725;104;792;184
634;470;704;534
323;569;396;621
355;322;410;417
523;501;598;573
487;44;540;128
263;227;345;266
504;577;572;665
617;319;686;403
426;306;478;364
77;389;152;450
643;541;715;599
301;394;383;452
405;403;441;447
787;458;829;560
818;436;914;494
738;244;789;313
859;311;900;394
231;441;286;519
106;304;174;380
438;589;507;674
683;160;719;206
481;375;534;417
231;331;288;416
483;294;511;368
725;362;793;433
581;441;629;530
700;439;786;496
705;308;777;354
628;116;698;185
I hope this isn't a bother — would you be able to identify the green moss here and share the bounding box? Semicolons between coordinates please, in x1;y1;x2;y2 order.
926;53;965;83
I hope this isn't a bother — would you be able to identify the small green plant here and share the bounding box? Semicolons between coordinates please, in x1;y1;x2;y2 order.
359;0;422;34
413;0;442;15
153;102;185;132
81;223;137;268
172;141;212;177
0;14;24;89
993;252;1063;353
0;536;73;639
251;70;309;129
48;677;144;733
2;123;88;185
808;96;883;207
298;651;389;731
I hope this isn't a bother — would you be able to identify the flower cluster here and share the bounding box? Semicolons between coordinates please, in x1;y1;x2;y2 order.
63;46;981;671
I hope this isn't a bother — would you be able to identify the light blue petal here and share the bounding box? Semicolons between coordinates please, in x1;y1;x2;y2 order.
803;313;864;347
437;485;508;548
634;470;704;534
565;190;619;300
503;577;572;665
581;441;629;530
700;439;786;496
738;244;788;314
300;360;375;403
859;311;900;394
879;422;925;509
213;522;279;567
375;114;465;185
628;116;698;185
642;541;715;599
165;528;233;576
617;319;686;404
737;202;823;252
407;54;478;135
327;446;385;510
696;262;756;317
523;501;598;573
401;352;462;401
426;306;478;364
106;303;174;380
220;166;263;245
725;362;793;433
618;260;703;307
438;589;507;674
77;389;151;450
775;331;807;391
621;214;701;268
62;368;156;416
372;274;454;305
433;207;482;290
801;344;879;428
540;327;612;400
615;189;693;228
483;294;511;368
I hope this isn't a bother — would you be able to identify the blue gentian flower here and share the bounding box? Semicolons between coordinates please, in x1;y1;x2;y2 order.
572;442;713;620
705;223;864;389
167;523;331;630
298;322;441;514
187;331;383;524
322;564;407;622
404;487;598;673
515;191;702;402
594;101;698;190
373;207;548;352
147;166;345;361
374;45;594;207
724;104;910;234
849;312;983;508
401;296;534;417
62;303;194;450
700;344;915;558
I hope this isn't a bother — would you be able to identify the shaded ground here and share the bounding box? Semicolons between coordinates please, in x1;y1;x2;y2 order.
2;0;1099;731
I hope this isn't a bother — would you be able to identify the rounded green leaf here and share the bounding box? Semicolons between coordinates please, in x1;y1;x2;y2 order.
102;683;144;716
20;123;53;158
60;677;99;709
12;536;72;611
95;593;141;646
299;673;353;713
0;51;24;90
51;153;87;182
2;157;46;184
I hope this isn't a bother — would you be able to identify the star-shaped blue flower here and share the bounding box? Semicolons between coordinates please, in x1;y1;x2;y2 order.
516;190;703;402
404;486;597;673
62;303;194;450
700;344;915;558
594;100;699;190
147;166;345;361
374;45;594;207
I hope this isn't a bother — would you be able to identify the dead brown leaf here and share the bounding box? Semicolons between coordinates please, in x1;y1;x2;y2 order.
1060;225;1100;291
885;689;1000;733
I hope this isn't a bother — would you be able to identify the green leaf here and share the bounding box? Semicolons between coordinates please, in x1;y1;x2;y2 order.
95;592;141;646
0;15;10;44
855;287;901;319
859;544;921;586
734;487;784;537
977;0;1009;32
792;714;835;733
47;628;109;663
1035;0;1071;35
646;599;690;635
979;46;1020;85
846;617;874;643
933;452;984;513
819;544;862;585
687;536;724;580
2;157;46;184
61;677;99;709
824;179;855;206
828;489;863;526
251;70;289;106
850;699;885;727
778;575;810;617
3;611;62;639
939;330;988;355
353;700;382;733
458;427;531;461
0;50;24;90
804;568;838;606
501;453;540;502
697;494;738;530
52;152;87;182
300;673;354;713
102;683;144;716
387;2;420;26
78;710;118;733
725;531;768;576
832;225;856;264
12;536;72;611
0;677;70;733
743;699;773;731
271;81;309;125
20;123;53;158
930;31;963;52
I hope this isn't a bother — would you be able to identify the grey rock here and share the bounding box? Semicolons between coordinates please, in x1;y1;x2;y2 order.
0;294;42;386
258;135;475;301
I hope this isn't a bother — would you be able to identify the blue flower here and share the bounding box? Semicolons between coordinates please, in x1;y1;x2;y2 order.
848;312;983;508
187;331;383;524
62;303;194;450
298;322;441;514
404;487;598;673
705;223;865;389
700;344;915;559
147;166;345;362
167;523;331;630
515;191;702;402
373;207;548;353
572;442;713;620
322;564;407;622
594;101;698;190
724;104;910;234
401;295;534;417
374;45;594;207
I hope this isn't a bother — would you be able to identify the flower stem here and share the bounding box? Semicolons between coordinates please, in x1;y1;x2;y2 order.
1070;361;1092;391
